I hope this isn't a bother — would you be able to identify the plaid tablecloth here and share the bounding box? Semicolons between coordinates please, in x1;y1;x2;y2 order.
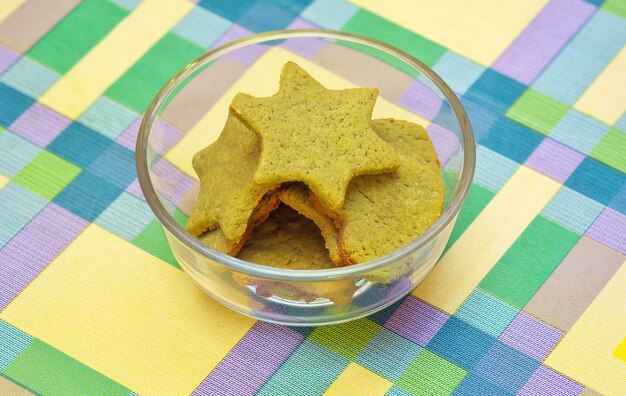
0;0;625;395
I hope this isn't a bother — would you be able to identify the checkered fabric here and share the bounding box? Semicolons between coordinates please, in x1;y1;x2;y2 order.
0;0;624;395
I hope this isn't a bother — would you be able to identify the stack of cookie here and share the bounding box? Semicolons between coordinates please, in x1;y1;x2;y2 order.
186;62;444;270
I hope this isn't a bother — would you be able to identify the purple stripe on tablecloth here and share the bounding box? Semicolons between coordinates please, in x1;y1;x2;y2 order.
586;207;626;254
518;365;583;396
115;117;141;152
117;118;183;156
0;45;19;75
192;321;304;396
212;24;268;65
152;119;184;155
126;178;145;201
525;138;585;183
152;159;195;205
428;123;459;166
385;296;449;347
492;0;594;84
9;103;72;147
499;312;562;361
0;202;87;310
397;80;443;120
280;18;327;59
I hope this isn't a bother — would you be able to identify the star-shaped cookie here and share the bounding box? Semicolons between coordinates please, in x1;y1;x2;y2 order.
198;192;280;255
185;114;279;241
230;62;400;212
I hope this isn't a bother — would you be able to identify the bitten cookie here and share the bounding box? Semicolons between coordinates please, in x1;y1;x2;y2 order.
238;205;335;270
278;184;342;265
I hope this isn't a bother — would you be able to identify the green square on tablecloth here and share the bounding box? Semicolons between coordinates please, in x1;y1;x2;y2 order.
3;339;129;396
309;318;380;360
506;89;569;135
603;0;626;18
397;349;467;395
13;150;81;200
590;128;626;173
132;219;181;269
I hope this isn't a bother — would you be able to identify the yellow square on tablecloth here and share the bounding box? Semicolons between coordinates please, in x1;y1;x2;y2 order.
0;224;255;396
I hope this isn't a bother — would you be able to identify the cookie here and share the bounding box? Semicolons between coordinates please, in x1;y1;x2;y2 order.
185;114;279;241
230;61;400;212
338;156;444;263
278;184;342;265
238;205;335;270
198;192;280;255
234;205;354;303
371;118;440;172
311;118;445;264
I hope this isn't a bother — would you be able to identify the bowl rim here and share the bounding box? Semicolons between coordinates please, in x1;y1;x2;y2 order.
136;29;475;281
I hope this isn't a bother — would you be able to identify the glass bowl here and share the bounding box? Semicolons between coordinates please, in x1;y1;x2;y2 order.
136;30;475;326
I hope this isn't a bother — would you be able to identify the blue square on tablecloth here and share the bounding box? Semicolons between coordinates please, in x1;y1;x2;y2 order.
0;83;34;128
549;110;609;154
238;0;313;32
289;326;314;337
473;342;540;394
474;146;519;192
257;339;347;396
368;296;407;326
109;0;139;10
54;171;123;222
565;157;625;206
464;69;526;115
198;0;256;22
453;373;510;396
95;192;154;241
481;118;543;163
172;7;232;49
433;52;486;95
542;186;605;234
0;183;47;248
48;122;112;169
454;289;518;338
356;327;422;381
459;98;499;141
0;57;60;100
0;320;34;371
87;143;136;189
0;130;41;177
609;183;626;214
427;317;496;370
386;387;413;396
77;97;137;140
301;0;358;30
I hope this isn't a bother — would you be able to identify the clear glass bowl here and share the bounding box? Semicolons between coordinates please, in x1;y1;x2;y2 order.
136;30;475;326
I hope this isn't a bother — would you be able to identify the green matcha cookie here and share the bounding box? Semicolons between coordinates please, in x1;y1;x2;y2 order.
311;118;444;264
278;184;342;265
238;205;335;270
337;156;444;264
198;192;280;255
186;114;279;241
371;118;440;172
230;61;400;212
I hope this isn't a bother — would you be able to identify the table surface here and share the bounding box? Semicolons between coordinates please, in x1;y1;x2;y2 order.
0;0;625;395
